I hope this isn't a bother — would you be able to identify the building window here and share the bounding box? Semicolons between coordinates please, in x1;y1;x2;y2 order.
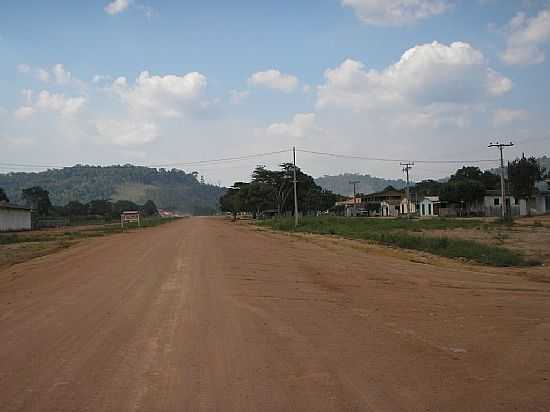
494;198;500;206
514;198;519;205
428;204;432;215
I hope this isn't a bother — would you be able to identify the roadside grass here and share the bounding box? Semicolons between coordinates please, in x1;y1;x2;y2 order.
259;216;537;267
0;217;179;245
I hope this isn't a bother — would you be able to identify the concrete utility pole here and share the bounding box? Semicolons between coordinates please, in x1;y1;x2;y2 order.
349;180;360;217
293;146;299;227
488;141;514;218
401;162;414;219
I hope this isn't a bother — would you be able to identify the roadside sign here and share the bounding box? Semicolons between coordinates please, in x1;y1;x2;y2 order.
120;211;141;228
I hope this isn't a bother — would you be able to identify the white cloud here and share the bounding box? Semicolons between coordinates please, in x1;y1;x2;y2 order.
248;69;299;93
342;0;450;26
492;109;529;126
17;64;30;73
14;106;35;120
96;119;158;146
21;89;33;105
229;89;250;104
317;41;511;112
111;70;207;117
34;91;87;116
20;64;84;87
105;0;131;15
13;88;85;119
266;113;321;138
0;135;34;146
36;68;50;82
137;4;156;19
52;64;73;85
501;8;550;65
92;74;112;84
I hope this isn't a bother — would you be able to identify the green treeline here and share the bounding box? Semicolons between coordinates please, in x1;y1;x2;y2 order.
0;164;225;215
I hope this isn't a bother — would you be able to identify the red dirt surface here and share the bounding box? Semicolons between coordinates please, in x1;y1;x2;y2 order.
1;217;549;411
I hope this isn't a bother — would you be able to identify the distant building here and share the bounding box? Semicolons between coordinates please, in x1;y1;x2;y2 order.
363;187;403;204
419;196;440;217
482;190;519;216
335;197;362;217
380;200;400;217
400;198;416;215
0;202;32;232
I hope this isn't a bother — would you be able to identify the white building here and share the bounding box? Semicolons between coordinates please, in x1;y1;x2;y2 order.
380;200;400;217
419;196;440;217
400;198;416;215
0;203;32;232
482;183;550;216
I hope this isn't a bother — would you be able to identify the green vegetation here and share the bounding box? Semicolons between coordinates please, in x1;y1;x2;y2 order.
259;216;536;267
0;217;178;245
0;164;224;214
509;155;547;206
0;187;9;202
220;164;343;218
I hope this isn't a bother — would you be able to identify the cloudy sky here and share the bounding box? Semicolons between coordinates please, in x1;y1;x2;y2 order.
2;0;550;185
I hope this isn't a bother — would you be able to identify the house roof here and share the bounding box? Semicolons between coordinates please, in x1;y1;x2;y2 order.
485;189;512;197
422;196;440;202
0;202;31;211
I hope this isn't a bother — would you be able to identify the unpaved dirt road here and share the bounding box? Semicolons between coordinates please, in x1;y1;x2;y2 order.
1;218;550;411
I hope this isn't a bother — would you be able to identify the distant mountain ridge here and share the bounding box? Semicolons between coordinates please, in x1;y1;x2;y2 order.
0;165;225;215
315;173;406;197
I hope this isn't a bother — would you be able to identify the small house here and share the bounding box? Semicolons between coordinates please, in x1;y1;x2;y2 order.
419;196;440;217
0;202;32;232
380;200;400;217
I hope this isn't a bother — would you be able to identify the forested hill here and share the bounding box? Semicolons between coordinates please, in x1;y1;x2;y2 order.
0;165;225;214
315;173;406;196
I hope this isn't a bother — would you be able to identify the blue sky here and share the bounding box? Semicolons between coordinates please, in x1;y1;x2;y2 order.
1;0;550;185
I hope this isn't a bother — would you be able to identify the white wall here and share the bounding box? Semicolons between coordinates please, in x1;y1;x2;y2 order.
536;195;549;214
420;199;437;216
0;209;32;231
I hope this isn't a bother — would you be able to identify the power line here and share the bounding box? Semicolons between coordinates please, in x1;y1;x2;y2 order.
296;149;498;164
148;149;291;167
0;149;292;171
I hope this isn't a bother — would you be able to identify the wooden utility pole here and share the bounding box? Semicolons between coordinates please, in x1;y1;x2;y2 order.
489;141;514;218
400;162;414;218
349;180;360;217
293;147;299;227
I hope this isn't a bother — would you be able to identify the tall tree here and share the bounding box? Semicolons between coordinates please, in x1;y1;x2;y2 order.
0;187;9;202
221;164;340;218
439;180;486;210
450;166;499;189
21;186;52;215
88;199;113;217
219;184;246;219
508;155;546;203
252;165;294;215
141;200;159;216
64;201;88;216
414;180;443;197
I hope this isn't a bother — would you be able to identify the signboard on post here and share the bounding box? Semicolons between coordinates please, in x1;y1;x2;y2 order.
120;211;141;228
